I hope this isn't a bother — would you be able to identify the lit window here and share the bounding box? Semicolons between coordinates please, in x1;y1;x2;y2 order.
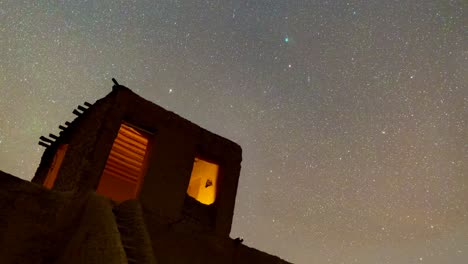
43;144;68;189
96;123;150;202
187;157;219;205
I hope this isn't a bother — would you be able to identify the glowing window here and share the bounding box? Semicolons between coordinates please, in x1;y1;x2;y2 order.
96;123;150;202
43;144;68;189
187;157;219;205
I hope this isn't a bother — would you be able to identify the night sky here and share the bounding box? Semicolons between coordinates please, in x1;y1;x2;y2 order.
1;1;467;263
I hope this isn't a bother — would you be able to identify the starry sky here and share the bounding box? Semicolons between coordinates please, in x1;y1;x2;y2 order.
0;1;467;263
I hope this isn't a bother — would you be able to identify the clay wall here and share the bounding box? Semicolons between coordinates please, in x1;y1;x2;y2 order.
117;88;242;236
32;90;123;192
33;86;242;236
1;171;290;263
142;210;290;264
0;171;127;264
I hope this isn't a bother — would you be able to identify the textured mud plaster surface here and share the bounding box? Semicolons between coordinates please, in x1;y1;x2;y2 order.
142;207;291;264
0;170;290;264
33;90;121;192
0;171;127;264
113;200;157;264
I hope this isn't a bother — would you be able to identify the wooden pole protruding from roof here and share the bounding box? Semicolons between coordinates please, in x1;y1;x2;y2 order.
112;78;124;92
49;133;59;140
40;136;54;144
59;125;67;131
77;105;87;112
65;121;71;126
84;102;92;107
38;141;50;148
72;109;82;116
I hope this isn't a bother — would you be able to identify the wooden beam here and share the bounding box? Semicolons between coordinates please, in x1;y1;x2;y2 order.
40;136;54;144
102;169;137;184
77;105;87;112
119;129;148;145
104;163;139;182
84;102;92;107
114;135;147;152
107;154;143;171
111;143;145;163
111;149;143;168
38;141;50;148
72;109;82;116
49;133;59;140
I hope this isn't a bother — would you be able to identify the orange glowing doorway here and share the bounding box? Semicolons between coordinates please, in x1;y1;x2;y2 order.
186;157;219;205
96;123;151;202
43;144;69;189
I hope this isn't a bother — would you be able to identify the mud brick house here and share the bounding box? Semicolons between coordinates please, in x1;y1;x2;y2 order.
0;81;290;264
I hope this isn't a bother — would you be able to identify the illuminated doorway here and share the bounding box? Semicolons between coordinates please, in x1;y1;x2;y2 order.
96;123;151;202
186;157;219;205
43;144;69;189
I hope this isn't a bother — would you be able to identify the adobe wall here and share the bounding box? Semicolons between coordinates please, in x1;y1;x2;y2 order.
31;85;243;236
1;171;290;263
114;88;243;236
32;90;123;192
142;210;290;264
112;200;157;264
0;171;128;263
57;192;128;264
0;171;78;263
